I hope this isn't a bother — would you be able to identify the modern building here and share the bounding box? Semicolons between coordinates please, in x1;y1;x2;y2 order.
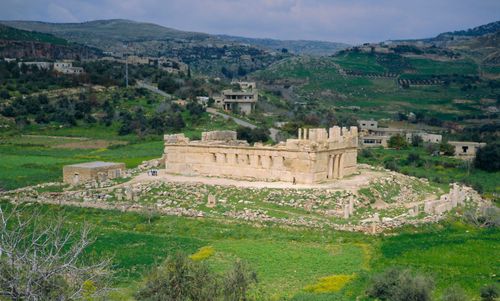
63;161;126;185
219;89;258;114
54;61;85;74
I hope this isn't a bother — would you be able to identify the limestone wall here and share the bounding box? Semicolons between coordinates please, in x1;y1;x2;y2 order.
164;127;358;184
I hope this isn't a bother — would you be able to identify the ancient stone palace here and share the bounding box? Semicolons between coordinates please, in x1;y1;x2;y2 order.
163;126;358;184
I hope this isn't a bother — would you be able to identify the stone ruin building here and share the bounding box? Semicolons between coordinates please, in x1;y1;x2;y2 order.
63;161;125;185
164;127;358;184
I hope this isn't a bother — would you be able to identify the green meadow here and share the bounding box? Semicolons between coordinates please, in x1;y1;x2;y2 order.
0;202;497;300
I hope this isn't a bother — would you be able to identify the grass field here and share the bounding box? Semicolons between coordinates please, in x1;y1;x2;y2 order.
0;111;238;190
0;202;497;300
358;146;500;198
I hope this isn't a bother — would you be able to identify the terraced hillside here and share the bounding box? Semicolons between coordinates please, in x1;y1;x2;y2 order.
255;51;499;123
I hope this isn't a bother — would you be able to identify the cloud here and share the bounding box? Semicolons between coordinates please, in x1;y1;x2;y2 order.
0;0;498;44
46;2;79;22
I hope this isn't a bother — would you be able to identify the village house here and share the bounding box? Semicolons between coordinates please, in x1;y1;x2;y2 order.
63;161;125;185
164;126;358;184
358;120;442;148
215;81;258;115
53;61;85;74
448;141;486;159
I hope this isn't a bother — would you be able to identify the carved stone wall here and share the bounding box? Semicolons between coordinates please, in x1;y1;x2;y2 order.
164;127;358;184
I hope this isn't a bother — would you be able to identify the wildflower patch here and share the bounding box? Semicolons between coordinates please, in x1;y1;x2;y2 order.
304;274;355;293
189;246;215;261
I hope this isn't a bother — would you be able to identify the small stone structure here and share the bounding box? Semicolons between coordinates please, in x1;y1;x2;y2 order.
424;183;471;215
449;141;486;159
164;127;358;184
63;161;125;185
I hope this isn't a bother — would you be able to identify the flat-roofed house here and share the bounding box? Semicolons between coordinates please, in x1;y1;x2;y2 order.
449;141;486;159
63;161;126;185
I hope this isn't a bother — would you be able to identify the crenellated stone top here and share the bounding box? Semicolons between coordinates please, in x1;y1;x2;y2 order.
297;126;358;142
165;128;357;151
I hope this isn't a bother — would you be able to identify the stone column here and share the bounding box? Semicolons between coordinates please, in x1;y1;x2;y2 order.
327;155;333;179
338;153;344;179
334;155;340;179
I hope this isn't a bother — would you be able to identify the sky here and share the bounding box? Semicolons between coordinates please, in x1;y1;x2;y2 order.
0;0;499;44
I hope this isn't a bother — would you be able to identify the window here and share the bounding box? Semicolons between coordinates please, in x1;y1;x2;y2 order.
235;154;239;164
462;146;468;153
211;153;217;162
247;154;251;165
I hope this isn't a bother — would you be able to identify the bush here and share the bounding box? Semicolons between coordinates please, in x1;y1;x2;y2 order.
136;254;259;301
388;134;408;149
411;135;424;147
361;148;374;158
366;268;434;301
440;142;455;156
474;142;500;172
384;160;400;172
480;284;499;301
237;127;270;144
442;285;468;301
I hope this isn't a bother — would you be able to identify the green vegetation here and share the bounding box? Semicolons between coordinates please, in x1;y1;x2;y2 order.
0;24;68;45
254;52;499;125
358;146;500;198
0;202;497;300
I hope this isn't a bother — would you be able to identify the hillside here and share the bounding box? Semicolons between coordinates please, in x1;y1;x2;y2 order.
0;24;68;45
0;24;101;59
436;20;500;39
0;19;294;76
254;51;499;127
216;35;349;55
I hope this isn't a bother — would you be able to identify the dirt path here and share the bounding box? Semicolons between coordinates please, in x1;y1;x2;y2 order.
114;166;383;191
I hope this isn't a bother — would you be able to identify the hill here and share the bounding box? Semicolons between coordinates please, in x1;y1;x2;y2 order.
435;20;500;39
0;24;101;60
216;35;349;55
0;19;293;76
0;23;68;45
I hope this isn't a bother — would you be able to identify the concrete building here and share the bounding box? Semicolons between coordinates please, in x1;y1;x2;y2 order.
63;161;126;185
164;127;358;184
360;128;405;148
406;132;442;144
18;61;52;70
358;120;378;131
449;141;486;159
215;81;258;115
54;61;84;74
219;89;258;115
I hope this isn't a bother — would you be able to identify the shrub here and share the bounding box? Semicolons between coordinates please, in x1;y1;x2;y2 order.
384;160;400;172
480;284;499;301
366;268;434;301
361;148;374;158
135;253;217;301
136;254;259;301
474;142;500;172
388;134;408;149
411;135;424;147
440;142;455;156
442;285;468;301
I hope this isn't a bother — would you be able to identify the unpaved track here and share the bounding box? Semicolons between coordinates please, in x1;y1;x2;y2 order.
116;166;383;191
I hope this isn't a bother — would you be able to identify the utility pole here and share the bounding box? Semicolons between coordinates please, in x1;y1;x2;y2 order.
125;54;129;88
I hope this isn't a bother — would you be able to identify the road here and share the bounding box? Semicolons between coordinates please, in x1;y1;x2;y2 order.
137;81;172;98
137;81;280;141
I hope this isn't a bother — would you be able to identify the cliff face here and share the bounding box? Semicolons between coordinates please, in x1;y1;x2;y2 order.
0;40;101;60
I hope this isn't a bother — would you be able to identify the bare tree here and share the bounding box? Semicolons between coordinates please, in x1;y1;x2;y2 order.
0;205;111;300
